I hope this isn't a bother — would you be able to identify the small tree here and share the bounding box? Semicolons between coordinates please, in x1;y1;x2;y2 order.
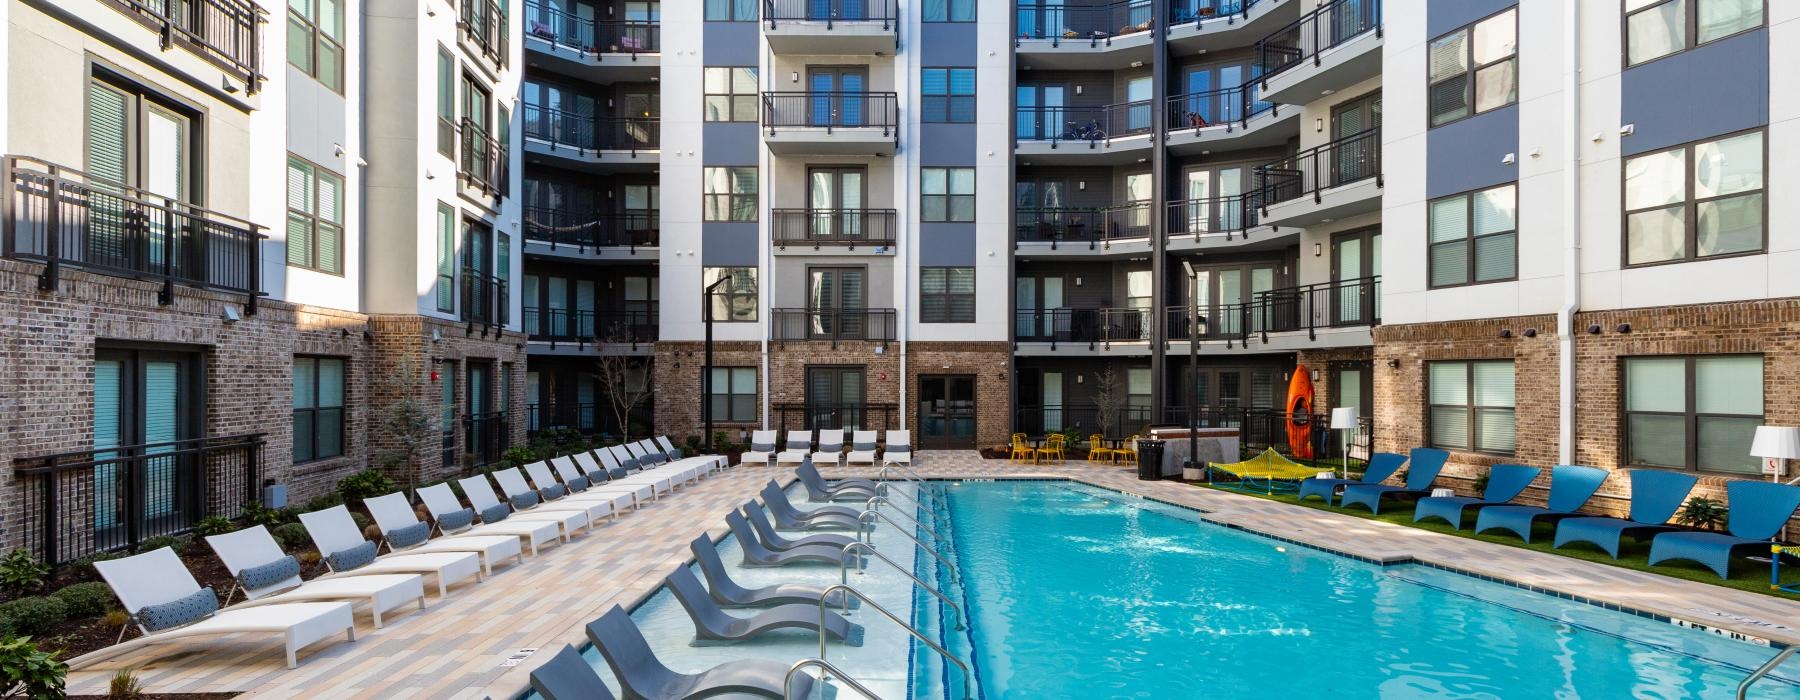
376;356;437;488
595;325;655;442
1092;366;1123;438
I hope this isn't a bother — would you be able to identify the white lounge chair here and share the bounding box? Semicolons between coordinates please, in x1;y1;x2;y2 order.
569;451;658;504
654;436;688;463
417;482;564;553
365;492;525;575
79;548;355;669
530;459;643;516
845;430;880;467
777;430;813;467
206;526;424;628
494;466;618;524
299;506;483;597
883;429;914;466
598;448;676;497
812;429;847;468
741;430;778;466
459;474;591;538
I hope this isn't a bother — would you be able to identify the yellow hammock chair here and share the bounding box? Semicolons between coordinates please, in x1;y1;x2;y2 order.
1209;447;1335;494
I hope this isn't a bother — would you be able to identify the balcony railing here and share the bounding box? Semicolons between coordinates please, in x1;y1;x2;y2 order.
1013;204;1153;247
1164;84;1276;132
524;0;659;55
1014;307;1151;345
765;0;897;27
1165;276;1380;346
529;402;600;433
1256;0;1381;78
523;206;658;250
460;0;510;68
109;0;265;90
1167;0;1263;25
771;209;897;248
12;433;264;566
464;411;512;467
524;307;657;345
772;403;899;432
761;92;900;133
770;308;898;345
1015;1;1154;44
459;119;509;196
523;104;660;153
2;155;264;309
1013;404;1155;440
1159;406;1374;468
1015;102;1155;144
461;267;509;327
1165;193;1258;240
1254;127;1381;209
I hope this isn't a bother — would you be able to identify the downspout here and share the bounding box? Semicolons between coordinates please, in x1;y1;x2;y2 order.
759;39;772;432
1557;0;1582;465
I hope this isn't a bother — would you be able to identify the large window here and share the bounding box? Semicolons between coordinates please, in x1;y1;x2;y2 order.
1624;129;1764;266
1427;7;1515;127
1428;183;1516;287
704;67;758;122
1428;360;1515;454
704;0;756;21
436;203;455;312
708;367;757;422
1624;355;1762;474
286;156;344;274
922;68;975;123
704;267;757;322
921;268;975;323
293;356;345;463
437;47;455;156
1626;0;1763;66
288;0;345;92
923;0;973;21
703;166;758;221
922;167;974;222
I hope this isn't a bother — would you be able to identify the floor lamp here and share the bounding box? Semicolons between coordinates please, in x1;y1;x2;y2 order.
1330;406;1360;480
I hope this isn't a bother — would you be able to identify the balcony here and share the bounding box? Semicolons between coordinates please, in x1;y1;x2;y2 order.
523;307;657;351
1162;85;1296;155
523;0;659;83
1013;204;1154;257
1014;307;1151;353
764;0;897;55
1;155;264;309
761;92;899;156
1163;194;1282;253
104;0;265;93
1166;0;1300;55
1254;0;1381;106
1014;103;1156;164
771;403;899;432
458;0;509;70
771;209;897;252
522;105;659;171
1014;1;1155;69
1253;127;1381;227
459;119;510;197
522;207;657;260
770;308;898;346
460;267;509;327
1165;276;1378;349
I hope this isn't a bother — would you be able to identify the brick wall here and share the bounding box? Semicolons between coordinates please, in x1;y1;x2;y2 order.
767;341;901;431
366;315;528;487
1295;346;1373;411
654;341;762;443
907;342;1013;449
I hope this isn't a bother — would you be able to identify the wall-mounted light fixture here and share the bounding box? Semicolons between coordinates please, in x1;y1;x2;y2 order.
1523;328;1538;338
1617;323;1632;333
1313;243;1323;257
1074;277;1083;287
1588;324;1602;334
1315;118;1324;132
1074;85;1084;95
791;72;800;83
1499;329;1513;339
1387;359;1400;369
1078;181;1087;190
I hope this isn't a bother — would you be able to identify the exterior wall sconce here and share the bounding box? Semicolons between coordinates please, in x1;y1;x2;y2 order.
1587;324;1602;334
1498;329;1512;338
1523;328;1538;338
1617;323;1632;333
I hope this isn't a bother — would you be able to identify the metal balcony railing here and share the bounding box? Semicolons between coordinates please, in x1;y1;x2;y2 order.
1164;193;1259;240
765;0;897;27
770;308;898;344
1256;0;1381;79
771;209;897;248
1013;204;1153;247
523;104;659;153
1013;307;1151;345
1167;0;1264;25
460;266;509;327
524;0;659;55
524;307;657;345
459;0;510;67
1164;84;1276;132
528;402;603;433
761;92;900;133
108;0;265;90
1013;404;1155;440
1015;1;1154;44
1253;127;1381;208
772;403;899;432
523;206;658;250
464;411;511;467
1;155;264;309
459;119;509;196
1014;101;1155;144
1164;276;1380;346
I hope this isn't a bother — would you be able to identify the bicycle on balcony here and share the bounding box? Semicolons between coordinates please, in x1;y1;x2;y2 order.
1062;118;1106;142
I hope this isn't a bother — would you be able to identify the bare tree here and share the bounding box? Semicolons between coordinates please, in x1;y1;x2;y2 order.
595;325;655;441
1092;365;1122;438
376;356;437;488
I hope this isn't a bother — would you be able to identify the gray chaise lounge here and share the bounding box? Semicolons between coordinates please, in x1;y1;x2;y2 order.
665;567;863;646
759;482;862;530
687;536;856;609
586;605;829;700
727;512;857;567
528;644;616;700
742;501;857;551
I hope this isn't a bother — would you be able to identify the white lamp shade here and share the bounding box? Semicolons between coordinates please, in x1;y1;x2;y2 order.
1749;426;1800;459
1330;406;1360;430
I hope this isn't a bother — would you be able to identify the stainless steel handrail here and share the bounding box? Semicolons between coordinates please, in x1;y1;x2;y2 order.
1737;646;1797;699
838;542;965;630
878;463;936;493
819;584;974;700
784;657;882;700
863;496;944;543
857;509;959;580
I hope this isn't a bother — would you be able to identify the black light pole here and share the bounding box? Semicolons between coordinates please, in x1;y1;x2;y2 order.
1181;260;1205;483
703;274;732;451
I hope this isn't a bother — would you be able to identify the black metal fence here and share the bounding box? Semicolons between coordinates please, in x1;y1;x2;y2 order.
1014;308;1152;345
1254;127;1381;208
1164;276;1380;345
1014;102;1155;144
762;92;899;132
522;104;660;152
12;434;264;566
459;119;509;196
1162;406;1374;468
1164;84;1275;131
523;206;658;249
1164;193;1259;240
1014;204;1154;246
461;267;509;327
772;403;899;432
1168;0;1261;24
1015;1;1154;43
770;308;898;344
771;209;897;248
1012;405;1156;442
524;307;656;344
765;0;896;25
524;1;659;54
110;0;263;90
464;412;511;467
1256;0;1381;78
460;0;510;67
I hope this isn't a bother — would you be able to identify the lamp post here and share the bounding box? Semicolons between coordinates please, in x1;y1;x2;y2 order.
703;273;733;451
1330;406;1361;480
1750;425;1800;485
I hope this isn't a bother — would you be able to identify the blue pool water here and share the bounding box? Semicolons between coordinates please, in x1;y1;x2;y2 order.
932;481;1800;699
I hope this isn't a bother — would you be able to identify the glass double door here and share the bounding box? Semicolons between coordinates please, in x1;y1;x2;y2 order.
809;67;867;127
86;78;193;276
1188;262;1279;335
919;375;976;449
1015;85;1065;140
1331;227;1381;324
1014;275;1066;340
1330;91;1381;186
808;167;865;240
93;348;199;536
808;267;866;338
807;367;866;429
1179;166;1248;233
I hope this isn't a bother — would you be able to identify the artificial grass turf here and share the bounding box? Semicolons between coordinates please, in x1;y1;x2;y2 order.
1191;482;1800;599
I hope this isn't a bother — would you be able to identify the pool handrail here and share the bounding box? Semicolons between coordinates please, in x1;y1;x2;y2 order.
1737;646;1796;700
819;584;974;700
878;463;937;494
863;496;944;543
785;657;881;700
840;542;965;631
857;509;960;581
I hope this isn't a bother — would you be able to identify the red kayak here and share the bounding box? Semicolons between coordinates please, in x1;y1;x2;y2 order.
1286;366;1315;459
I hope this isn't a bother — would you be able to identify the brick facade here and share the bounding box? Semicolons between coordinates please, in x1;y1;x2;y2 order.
906;341;1013;450
654;341;763;444
366;314;528;487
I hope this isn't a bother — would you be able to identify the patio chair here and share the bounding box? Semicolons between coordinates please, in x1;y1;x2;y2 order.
604;444;644;471
796;462;879;503
665;567;863;646
585;605;824;700
1412;464;1543;529
299;505;483;597
1298;451;1406;505
546;457;649;511
800;460;883;493
458;474;591;539
883;429;913;465
206;526;424;628
1554;470;1699;558
687;535;856;609
491;467;614;526
846;430;881;466
743;501;858;551
582;450;668;502
726;511;857;567
1208;447;1335;494
742;430;779;466
1648;481;1800;579
1009;433;1037;463
82;548;355;670
1041;434;1067;463
760;481;864;529
417;482;565;554
654;435;685;461
777;430;814;467
1112;435;1141;466
529;644;618;700
624;441;666;471
1472;465;1610;543
812;429;848;468
1087;433;1116;464
1339;448;1451;514
364;492;524;574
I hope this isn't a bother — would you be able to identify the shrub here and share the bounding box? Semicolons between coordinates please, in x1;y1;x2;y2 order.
192;516;237;538
135;535;185;556
0;597;67;638
242;502;297;528
100;609;131;630
52;582;117;618
295;551;322;565
501;446;539;469
68;551;126;583
108;667;145;700
337;469;397;503
0;636;67;699
0;551;48;598
350;512;372;533
1678;497;1729;531
304;492;344;512
272;523;313;549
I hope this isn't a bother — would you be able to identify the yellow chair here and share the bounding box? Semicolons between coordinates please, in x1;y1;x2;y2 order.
1009;433;1038;464
1087;434;1115;464
1040;434;1066;463
1112;434;1141;465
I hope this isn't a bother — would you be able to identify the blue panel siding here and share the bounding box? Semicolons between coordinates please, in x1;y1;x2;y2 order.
1426;104;1518;199
701;223;760;266
918;224;976;266
1620;28;1768;156
702;21;760;66
1426;0;1515;38
920;22;978;65
918;124;978;166
703;123;761;165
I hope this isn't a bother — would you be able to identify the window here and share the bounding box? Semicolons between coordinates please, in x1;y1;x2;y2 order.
708;367;757;422
705;0;756;21
1624;355;1762;474
1623;129;1764;266
288;0;345;92
1428;183;1516;287
436;203;455;312
703;167;758;221
286;156;344;274
704;267;757;321
1428;360;1515;454
1427;8;1515;127
497;231;511;323
704;67;758;122
293;356;345;463
1626;0;1763;66
922;68;975;123
921;268;975;323
922;167;974;222
437;48;455;156
923;0;974;21
463;74;492;136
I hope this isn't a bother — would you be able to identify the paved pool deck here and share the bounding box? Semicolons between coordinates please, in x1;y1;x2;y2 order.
64;452;1800;698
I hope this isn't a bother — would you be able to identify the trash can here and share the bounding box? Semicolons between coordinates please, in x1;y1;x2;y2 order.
1136;439;1166;481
